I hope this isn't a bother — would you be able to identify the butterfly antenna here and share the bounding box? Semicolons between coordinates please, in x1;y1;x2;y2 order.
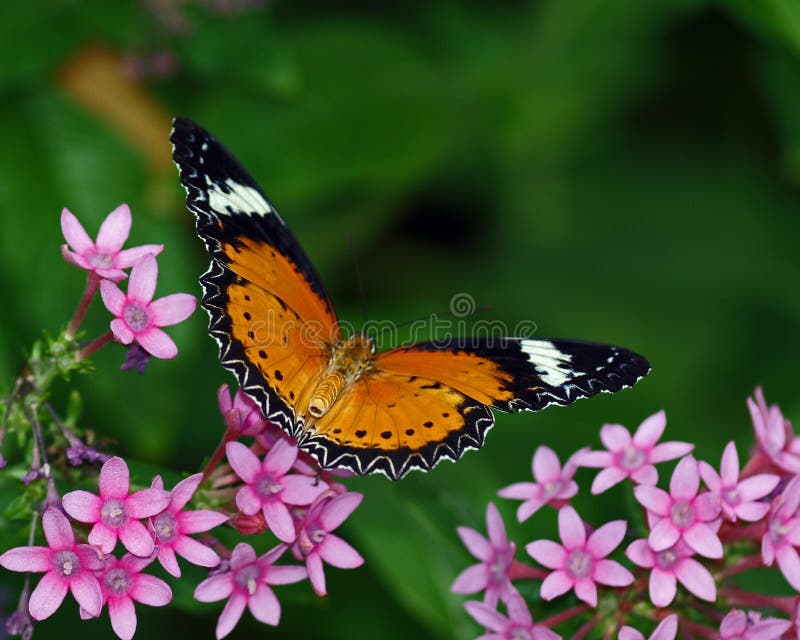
348;235;369;329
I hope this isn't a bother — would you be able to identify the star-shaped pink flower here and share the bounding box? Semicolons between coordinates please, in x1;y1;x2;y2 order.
296;491;364;596
150;474;229;577
625;539;715;607
62;456;170;556
618;614;679;640
451;502;517;608
61;205;163;281
194;542;307;639
527;506;633;607
718;609;792;639
498;447;585;522
699;441;779;522
84;553;172;640
748;387;800;473
227;439;327;543
464;591;560;640
578;411;694;494
762;476;800;591
634;455;722;559
0;508;105;620
100;254;196;359
217;384;269;436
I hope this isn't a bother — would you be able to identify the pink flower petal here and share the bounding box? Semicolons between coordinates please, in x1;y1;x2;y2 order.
649;519;680;552
263;438;298;478
650;442;694;464
633;410;666;447
737;474;780;502
227;442;261;483
457;527;491;561
169;473;203;511
174;535;221;568
694;493;721;521
775;545;800;591
498;482;538;500
630;465;658;486
576;450;613;468
116;244;164;269
127;254;158;303
216;592;246;639
719;442;739;486
591;467;628;495
95;267;128;281
194;574;234;602
131;574;172;606
517;497;548;522
734;502;770;522
625;539;655;568
649;567;677;607
600;424;632;451
593;559;633;586
634;485;670;516
263;500;296;543
95;204;131;252
110;318;135;344
505;592;532;625
88;522;118;554
586;520;626;558
451;564;488;594
618;628;645;640
62;490;103;523
42;508;75;550
76;544;106;571
235;485;262;515
532;446;561;482
150;293;197;327
100;280;127;316
230;543;257;570
669;456;699;500
179;510;228;534
526;540;567;570
100;457;131;500
60;208;94;254
651;614;679;640
720;610;747;636
158;546;181;578
485;503;507;547
29;571;68;620
698;461;721;493
573;578;597;607
127;488;171;518
61;246;91;269
540;569;573;601
266;565;307;585
109;596;137;640
675;557;716;601
319;492;363;532
558;506;585;549
748;619;793;640
683;523;722;559
119;520;155;557
248;584;280;626
0;546;51;572
306;552;326;596
281;475;327;505
136;327;178;359
69;571;103;618
319;534;364;568
464;601;506;632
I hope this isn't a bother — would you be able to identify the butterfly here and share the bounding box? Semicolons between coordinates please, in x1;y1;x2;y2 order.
170;118;650;480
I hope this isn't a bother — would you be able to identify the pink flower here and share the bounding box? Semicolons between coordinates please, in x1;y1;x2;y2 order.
62;456;170;556
194;542;307;639
578;411;693;494
526;506;633;607
100;254;197;359
634;455;722;558
625;539;715;607
60;205;163;281
761;475;800;591
618;615;678;640
296;491;364;596
451;502;517;608
748;387;800;473
699;442;779;522
218;384;268;436
719;609;792;639
0;508;104;620
464;591;561;640
150;474;229;577
497;447;585;521
87;553;172;640
227;440;327;543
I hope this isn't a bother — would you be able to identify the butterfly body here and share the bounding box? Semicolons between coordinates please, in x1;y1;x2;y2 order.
171;118;651;480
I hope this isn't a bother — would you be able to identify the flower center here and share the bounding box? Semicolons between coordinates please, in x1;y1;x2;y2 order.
89;251;114;268
509;625;533;640
770;519;790;543
655;547;680;570
723;487;741;506
124;302;151;333
618;445;645;470
669;499;695;529
254;472;283;500
104;567;132;596
565;549;593;579
489;550;511;585
542;481;562;499
101;499;128;528
234;564;260;596
153;511;178;544
53;550;81;578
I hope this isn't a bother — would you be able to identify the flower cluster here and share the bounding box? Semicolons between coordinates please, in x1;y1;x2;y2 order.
452;389;800;639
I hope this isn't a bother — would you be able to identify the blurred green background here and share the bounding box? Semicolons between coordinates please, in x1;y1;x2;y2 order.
1;0;800;638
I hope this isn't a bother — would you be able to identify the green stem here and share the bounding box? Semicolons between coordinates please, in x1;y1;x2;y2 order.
202;428;237;481
65;272;101;340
